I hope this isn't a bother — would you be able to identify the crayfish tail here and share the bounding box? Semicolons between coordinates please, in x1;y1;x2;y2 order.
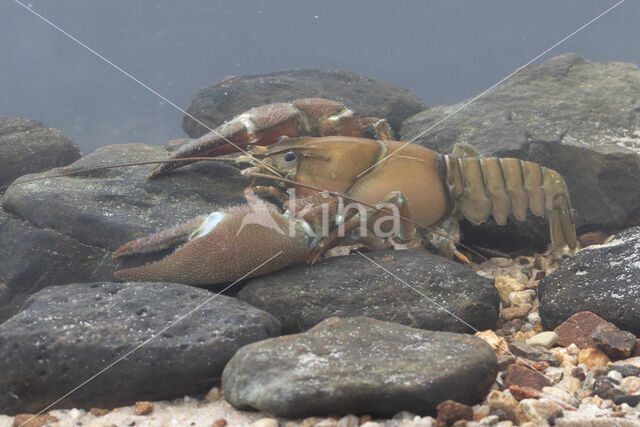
549;195;578;249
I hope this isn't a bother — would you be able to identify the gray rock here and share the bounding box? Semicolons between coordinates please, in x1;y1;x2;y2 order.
591;376;625;401
508;340;558;366
401;54;640;240
591;322;637;360
0;282;281;415
0;117;80;189
539;227;640;335
237;249;499;334
222;316;498;417
0;143;248;320
610;364;640;378
182;70;427;138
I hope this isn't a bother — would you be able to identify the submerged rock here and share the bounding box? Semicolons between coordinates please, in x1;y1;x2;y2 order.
0;117;80;189
222;316;497;417
402;54;640;248
0;143;248;320
539;227;640;335
0;282;281;415
182;69;427;138
238;249;500;334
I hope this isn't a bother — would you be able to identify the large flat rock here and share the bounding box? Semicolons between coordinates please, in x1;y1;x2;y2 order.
222;316;498;417
0;282;281;415
237;249;500;334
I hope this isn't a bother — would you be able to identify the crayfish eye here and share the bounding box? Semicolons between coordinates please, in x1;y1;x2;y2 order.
283;151;297;163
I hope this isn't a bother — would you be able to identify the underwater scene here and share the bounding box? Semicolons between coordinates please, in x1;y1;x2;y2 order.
1;1;640;426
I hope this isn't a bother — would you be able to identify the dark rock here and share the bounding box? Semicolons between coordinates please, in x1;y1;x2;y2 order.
539;227;640;336
615;394;640;407
0;117;80;189
0;282;281;415
503;365;552;391
610;364;640;378
238;249;499;334
592;376;625;401
436;400;473;425
401;54;640;244
182;70;427;138
508;341;558;367
0;143;248;320
222;316;498;417
591;322;637;360
552;311;608;349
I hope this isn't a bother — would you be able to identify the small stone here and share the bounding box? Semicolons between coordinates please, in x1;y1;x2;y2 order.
550;344;580;367
495;422;514;427
578;347;611;369
557;375;582;394
634;340;640;356
510;331;536;342
526;312;541;325
617;356;640;369
610;364;640;377
336;415;359;427
515;358;549;372
607;370;624;382
591;322;637;360
475;330;509;356
12;414;59;427
359;415;373;425
204;386;223;402
553;311;608;349
543;367;564;384
592;376;625;401
472;404;489;421
212;419;228;427
487;389;518;422
541;386;579;407
392;411;416;420
508;290;536;308
525;332;558;349
621;376;640;394
360;422;383;427
134;401;153;416
436;400;474;425
578;231;610;247
515;398;564;425
250;418;279;427
477;414;499;425
90;407;110;416
590;365;610;378
508;341;557;366
503;364;551;390
497;354;516;370
494;276;526;307
614;394;640;407
501;305;531;321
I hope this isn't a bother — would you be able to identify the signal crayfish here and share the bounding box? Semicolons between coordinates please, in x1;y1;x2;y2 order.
112;98;578;286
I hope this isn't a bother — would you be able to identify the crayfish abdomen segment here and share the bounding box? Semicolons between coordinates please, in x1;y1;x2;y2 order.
444;155;577;249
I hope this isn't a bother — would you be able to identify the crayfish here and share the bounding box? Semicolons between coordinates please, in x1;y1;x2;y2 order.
111;98;577;286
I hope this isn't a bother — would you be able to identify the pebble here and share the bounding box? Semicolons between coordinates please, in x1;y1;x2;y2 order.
508;290;536;307
553;311;608;348
11;414;58;427
134;401;153;416
550;343;580;367
212;418;227;427
436;400;473;425
577;347;611;369
504;364;551;390
608;370;624;382
475;330;510;356
494;275;525;306
621;376;640;394
592;376;625;401
336;414;359;427
591;322;637;359
501;304;531;321
250;418;279;427
614;394;640;408
515;398;564;425
543;366;564;384
525;331;559;349
204;387;223;403
610;364;640;378
487;390;518;423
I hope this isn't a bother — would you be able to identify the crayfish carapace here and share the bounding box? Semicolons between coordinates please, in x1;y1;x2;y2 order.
113;98;577;286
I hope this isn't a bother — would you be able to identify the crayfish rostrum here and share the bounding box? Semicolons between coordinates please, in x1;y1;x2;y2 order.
113;98;577;286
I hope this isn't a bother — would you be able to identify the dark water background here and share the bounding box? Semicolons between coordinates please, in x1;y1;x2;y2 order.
1;0;638;154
